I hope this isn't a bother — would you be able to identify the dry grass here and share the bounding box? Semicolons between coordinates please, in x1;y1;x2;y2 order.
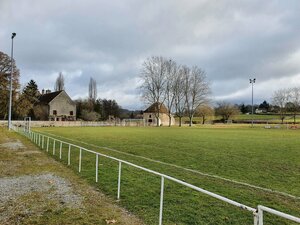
0;127;143;225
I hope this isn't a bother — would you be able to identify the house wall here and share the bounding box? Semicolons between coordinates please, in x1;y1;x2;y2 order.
49;92;76;121
143;112;175;126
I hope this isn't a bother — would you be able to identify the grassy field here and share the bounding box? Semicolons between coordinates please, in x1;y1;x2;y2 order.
179;114;300;124
31;125;300;224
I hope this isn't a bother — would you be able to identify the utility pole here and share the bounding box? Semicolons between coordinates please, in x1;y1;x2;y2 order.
8;32;16;130
250;78;256;128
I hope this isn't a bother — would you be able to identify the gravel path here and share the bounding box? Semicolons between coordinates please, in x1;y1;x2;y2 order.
0;173;83;224
0;140;26;151
0;173;82;208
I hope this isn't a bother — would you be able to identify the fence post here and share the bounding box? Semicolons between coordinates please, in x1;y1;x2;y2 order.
117;161;122;199
59;141;62;159
38;134;41;146
68;144;71;165
79;148;82;172
46;137;49;152
159;176;164;225
258;206;263;225
53;140;56;155
253;211;259;225
42;135;44;149
95;154;99;182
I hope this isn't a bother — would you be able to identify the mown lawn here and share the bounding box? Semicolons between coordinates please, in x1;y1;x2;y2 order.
179;114;300;124
31;126;300;225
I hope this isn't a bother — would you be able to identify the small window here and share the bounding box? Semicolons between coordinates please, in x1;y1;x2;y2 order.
148;119;152;123
53;110;57;115
149;114;152;118
70;111;73;116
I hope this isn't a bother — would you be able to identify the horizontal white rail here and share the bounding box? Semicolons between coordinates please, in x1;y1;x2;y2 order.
12;125;300;225
258;205;300;225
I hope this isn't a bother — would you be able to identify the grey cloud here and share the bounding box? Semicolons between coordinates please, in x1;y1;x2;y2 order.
1;0;300;109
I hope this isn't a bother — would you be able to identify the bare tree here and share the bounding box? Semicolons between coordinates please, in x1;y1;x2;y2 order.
286;87;300;124
215;102;240;123
196;105;214;124
184;66;211;126
272;88;289;123
174;66;186;127
165;59;178;126
0;51;20;119
140;56;168;126
54;72;65;91
89;77;97;102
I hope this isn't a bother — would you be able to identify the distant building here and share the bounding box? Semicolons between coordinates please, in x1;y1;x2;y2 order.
34;90;76;121
143;102;175;126
255;108;267;114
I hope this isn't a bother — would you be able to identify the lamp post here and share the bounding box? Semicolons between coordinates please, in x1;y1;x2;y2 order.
249;78;256;128
8;32;16;130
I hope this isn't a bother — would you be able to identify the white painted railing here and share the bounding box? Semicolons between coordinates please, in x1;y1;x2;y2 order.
257;205;300;225
12;125;300;225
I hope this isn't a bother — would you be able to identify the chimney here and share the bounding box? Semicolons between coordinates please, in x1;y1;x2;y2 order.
46;89;51;94
42;89;45;95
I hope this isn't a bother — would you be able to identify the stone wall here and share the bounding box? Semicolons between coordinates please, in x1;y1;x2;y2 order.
0;120;146;127
143;112;175;126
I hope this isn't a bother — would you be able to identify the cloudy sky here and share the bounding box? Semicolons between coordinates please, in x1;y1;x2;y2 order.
1;0;300;109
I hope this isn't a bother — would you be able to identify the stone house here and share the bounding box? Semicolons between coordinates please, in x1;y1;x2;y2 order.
143;102;175;126
34;90;76;121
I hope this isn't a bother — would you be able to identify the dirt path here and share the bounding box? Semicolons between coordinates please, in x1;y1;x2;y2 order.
0;128;143;225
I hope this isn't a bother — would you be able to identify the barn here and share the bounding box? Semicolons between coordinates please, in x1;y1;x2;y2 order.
143;102;175;126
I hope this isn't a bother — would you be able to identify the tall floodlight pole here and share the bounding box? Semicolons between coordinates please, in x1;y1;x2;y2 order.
249;78;256;128
8;32;16;130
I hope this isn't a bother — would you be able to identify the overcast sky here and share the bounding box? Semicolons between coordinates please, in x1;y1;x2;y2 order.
1;0;300;109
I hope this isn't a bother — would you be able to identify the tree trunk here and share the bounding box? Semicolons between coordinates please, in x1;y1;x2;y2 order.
202;115;205;124
156;111;160;127
189;115;193;127
168;114;171;127
179;117;182;127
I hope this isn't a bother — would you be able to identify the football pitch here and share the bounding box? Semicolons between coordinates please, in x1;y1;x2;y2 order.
34;126;300;224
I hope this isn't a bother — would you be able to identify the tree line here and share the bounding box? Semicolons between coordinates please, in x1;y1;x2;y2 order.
0;51;122;121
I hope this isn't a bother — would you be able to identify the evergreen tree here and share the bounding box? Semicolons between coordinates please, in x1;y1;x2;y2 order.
15;79;40;119
54;72;65;91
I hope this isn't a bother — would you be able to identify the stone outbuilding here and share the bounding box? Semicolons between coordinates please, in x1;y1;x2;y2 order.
34;90;76;121
143;102;175;126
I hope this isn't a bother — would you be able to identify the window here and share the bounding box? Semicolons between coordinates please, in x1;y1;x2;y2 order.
70;111;73;116
149;114;152;118
53;110;57;115
148;119;152;123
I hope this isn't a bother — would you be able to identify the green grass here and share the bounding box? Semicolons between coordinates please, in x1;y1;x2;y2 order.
179;114;300;123
31;126;300;225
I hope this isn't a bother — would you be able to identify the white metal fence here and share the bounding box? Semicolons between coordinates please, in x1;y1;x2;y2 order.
12;125;300;225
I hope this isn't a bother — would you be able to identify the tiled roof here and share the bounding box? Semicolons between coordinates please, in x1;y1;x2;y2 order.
38;91;63;104
144;102;169;113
